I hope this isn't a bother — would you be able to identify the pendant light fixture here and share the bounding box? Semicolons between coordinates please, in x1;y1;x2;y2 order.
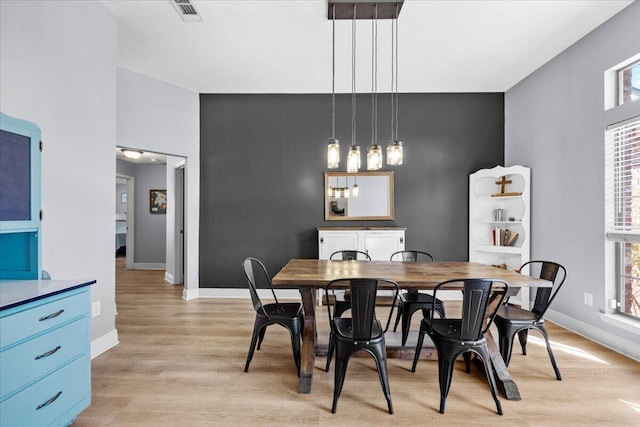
327;4;340;169
346;3;361;173
328;1;404;172
367;4;383;170
387;3;404;165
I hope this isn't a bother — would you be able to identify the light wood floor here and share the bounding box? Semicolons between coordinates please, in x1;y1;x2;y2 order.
75;258;640;426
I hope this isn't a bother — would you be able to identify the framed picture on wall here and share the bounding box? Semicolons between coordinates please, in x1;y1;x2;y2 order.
150;189;167;214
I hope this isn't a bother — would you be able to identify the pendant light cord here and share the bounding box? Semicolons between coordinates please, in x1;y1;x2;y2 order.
351;4;357;148
390;15;395;140
371;7;375;146
332;4;336;139
395;3;399;140
374;5;378;145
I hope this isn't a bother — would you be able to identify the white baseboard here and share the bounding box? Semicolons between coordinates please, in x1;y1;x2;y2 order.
91;329;119;359
194;288;301;300
164;272;174;284
546;308;640;362
133;263;166;270
183;287;199;301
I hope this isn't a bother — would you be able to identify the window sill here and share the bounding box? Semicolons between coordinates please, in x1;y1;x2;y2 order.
599;313;640;336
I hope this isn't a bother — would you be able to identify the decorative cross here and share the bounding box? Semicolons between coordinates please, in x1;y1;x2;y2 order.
496;176;512;194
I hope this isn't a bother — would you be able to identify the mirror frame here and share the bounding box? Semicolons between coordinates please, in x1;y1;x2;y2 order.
324;171;395;221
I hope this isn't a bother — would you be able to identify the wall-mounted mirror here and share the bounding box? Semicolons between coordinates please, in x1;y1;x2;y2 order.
324;171;394;221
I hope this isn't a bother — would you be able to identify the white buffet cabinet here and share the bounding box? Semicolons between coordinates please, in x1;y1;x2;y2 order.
317;227;406;304
318;227;406;261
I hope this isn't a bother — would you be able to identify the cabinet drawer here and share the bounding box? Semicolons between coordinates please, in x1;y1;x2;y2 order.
0;354;90;427
0;317;89;400
0;290;89;349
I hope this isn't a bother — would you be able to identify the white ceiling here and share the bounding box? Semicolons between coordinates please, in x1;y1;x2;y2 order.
101;0;634;94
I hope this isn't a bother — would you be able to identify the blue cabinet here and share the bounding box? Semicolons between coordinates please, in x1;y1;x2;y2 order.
0;113;42;279
0;281;93;426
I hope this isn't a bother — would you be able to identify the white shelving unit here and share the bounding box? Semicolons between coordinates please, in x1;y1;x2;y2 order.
469;165;531;309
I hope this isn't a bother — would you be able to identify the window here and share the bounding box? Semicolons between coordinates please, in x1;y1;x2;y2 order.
619;60;640;105
606;117;640;320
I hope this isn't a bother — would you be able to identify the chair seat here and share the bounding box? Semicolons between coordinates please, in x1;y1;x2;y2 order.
262;302;303;319
496;304;541;323
333;317;384;342
402;291;443;305
424;318;486;342
394;291;446;346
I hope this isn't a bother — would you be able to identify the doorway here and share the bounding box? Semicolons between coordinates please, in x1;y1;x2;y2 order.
116;173;134;269
115;147;187;287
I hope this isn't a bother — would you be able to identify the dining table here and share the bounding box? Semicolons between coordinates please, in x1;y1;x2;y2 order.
271;259;551;398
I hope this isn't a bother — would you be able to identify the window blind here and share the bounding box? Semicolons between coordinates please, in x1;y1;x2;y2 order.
605;117;640;242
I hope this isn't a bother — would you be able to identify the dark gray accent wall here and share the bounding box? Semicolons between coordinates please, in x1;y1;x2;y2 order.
200;93;504;288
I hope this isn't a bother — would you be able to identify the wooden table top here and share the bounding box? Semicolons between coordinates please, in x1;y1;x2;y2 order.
271;259;550;289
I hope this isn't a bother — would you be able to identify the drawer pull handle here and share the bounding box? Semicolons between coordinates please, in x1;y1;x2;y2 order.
35;345;62;360
39;309;64;321
36;391;62;410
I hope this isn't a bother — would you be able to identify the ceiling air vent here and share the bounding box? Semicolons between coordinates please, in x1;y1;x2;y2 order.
170;0;204;22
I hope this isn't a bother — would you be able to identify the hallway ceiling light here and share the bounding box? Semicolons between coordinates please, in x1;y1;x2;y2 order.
122;149;144;160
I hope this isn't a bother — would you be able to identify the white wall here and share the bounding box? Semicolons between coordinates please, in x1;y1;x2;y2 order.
505;2;640;360
116;68;200;298
0;0;118;353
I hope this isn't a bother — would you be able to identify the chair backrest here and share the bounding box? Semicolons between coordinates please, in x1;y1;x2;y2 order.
325;278;399;342
520;260;567;319
329;250;371;261
432;278;509;341
389;250;434;262
242;257;277;317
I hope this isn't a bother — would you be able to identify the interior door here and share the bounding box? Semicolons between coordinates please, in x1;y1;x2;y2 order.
173;165;185;284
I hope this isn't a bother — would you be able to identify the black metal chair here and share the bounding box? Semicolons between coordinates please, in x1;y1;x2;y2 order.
328;250;371;318
330;250;371;261
412;278;509;415
325;278;399;414
494;260;567;380
242;257;303;376
390;250;445;346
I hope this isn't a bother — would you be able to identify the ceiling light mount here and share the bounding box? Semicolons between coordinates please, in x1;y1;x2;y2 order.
328;1;403;20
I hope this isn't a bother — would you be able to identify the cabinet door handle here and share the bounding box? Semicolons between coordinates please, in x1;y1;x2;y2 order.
36;391;62;410
39;309;64;321
35;345;62;360
320;237;324;244
400;237;404;244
